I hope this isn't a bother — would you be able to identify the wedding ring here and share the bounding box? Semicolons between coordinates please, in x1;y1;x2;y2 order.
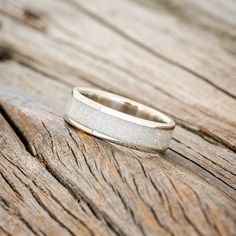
64;87;175;152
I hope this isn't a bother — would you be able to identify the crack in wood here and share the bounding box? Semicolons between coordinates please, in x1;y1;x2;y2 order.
169;148;236;194
0;105;31;154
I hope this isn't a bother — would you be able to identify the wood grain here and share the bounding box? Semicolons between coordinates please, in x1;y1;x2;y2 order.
0;0;236;235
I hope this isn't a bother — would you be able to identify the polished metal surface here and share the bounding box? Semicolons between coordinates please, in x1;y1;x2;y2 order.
64;87;175;152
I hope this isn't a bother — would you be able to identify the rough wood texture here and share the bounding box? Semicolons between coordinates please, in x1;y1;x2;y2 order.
0;0;235;235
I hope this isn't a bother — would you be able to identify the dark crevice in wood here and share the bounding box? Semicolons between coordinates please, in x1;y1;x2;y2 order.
73;140;135;228
169;148;236;198
0;172;23;200
0;225;12;236
148;175;165;206
197;133;218;145
99;171;129;219
173;137;236;177
19;215;41;236
0;196;40;236
0;46;13;61
120;196;144;235
41;121;54;152
177;123;236;153
0;105;32;155
178;194;203;235
162;189;177;223
1;191;42;236
65;141;80;167
80;149;101;184
0;151;29;179
0;196;11;211
55;148;68;168
38;154;125;236
45;189;95;236
181;180;213;229
131;157;148;179
149;207;174;236
132;178;174;236
23;8;42;21
12;172;75;236
110;151;126;183
112;188;139;230
166;176;205;236
0;5;46;32
66;0;236;100
205;203;225;236
29;189;76;236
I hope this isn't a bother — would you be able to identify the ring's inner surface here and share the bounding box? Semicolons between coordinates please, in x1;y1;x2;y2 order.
81;91;167;123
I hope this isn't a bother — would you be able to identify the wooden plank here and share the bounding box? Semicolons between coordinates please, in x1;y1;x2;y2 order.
0;3;236;152
0;61;236;235
0;0;236;235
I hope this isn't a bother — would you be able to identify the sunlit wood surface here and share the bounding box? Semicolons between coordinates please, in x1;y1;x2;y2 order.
0;0;236;235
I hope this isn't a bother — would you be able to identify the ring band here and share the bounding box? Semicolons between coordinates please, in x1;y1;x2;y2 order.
64;87;175;152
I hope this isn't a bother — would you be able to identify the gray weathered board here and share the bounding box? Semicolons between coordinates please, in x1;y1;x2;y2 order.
0;0;236;235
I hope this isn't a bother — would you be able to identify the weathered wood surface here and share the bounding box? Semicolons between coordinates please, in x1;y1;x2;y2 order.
0;0;236;235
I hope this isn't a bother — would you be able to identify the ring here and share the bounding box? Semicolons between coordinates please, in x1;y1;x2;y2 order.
64;87;175;152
